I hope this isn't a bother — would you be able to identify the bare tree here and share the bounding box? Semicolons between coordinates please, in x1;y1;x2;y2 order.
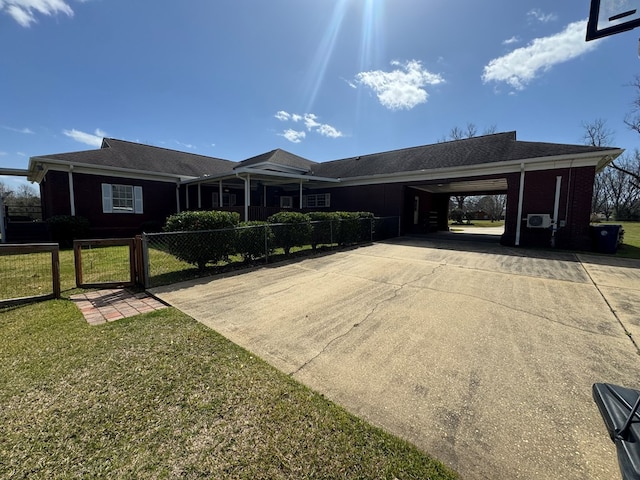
0;181;14;200
582;118;614;147
477;195;506;221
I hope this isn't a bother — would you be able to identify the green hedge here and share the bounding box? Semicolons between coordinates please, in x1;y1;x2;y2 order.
335;211;374;245
47;215;90;248
236;221;274;262
267;211;312;256
163;211;240;270
308;212;340;250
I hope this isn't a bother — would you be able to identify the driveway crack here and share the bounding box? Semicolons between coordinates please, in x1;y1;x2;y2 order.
290;284;405;376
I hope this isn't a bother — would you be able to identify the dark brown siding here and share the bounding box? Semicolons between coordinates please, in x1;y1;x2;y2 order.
502;166;596;249
41;171;179;237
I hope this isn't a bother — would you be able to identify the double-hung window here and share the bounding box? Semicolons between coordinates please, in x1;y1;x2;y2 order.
303;193;330;208
102;184;143;214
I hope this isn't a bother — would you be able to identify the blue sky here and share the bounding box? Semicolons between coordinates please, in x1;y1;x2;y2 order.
1;0;639;191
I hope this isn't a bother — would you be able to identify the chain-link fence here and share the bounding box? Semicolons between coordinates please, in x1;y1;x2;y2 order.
143;216;399;288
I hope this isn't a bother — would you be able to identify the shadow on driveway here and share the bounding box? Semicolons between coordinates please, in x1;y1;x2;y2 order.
151;237;640;480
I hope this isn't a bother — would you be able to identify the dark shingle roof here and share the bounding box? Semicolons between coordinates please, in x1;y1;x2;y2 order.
236;148;317;171
42;138;237;177
312;132;618;179
34;132;619;182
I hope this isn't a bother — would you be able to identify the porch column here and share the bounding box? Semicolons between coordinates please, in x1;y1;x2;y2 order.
176;184;181;213
219;180;223;208
515;163;525;246
263;184;267;207
185;184;190;210
198;183;202;209
0;194;6;243
243;175;250;221
68;166;76;216
299;180;303;209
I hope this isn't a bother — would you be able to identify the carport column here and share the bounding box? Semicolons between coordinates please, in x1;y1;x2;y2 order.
243;174;250;221
515;163;525;246
68;165;76;216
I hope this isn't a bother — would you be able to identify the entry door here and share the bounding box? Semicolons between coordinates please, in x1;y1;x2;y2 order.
413;196;419;225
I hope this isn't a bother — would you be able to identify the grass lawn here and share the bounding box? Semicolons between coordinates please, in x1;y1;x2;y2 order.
606;221;640;259
0;301;457;479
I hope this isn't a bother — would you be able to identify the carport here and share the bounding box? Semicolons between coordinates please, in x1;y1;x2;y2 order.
152;238;640;480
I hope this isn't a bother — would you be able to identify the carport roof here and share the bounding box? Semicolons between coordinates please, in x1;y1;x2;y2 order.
310;131;619;179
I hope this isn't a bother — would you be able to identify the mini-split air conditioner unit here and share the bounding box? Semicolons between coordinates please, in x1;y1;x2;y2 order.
526;214;552;229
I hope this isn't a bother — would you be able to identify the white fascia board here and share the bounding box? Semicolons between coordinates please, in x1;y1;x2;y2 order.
29;156;193;184
180;172;237;186
235;161;310;175
335;150;623;188
0;168;30;176
233;167;340;182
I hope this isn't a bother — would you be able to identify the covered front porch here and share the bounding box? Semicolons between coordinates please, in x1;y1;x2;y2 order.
178;152;340;221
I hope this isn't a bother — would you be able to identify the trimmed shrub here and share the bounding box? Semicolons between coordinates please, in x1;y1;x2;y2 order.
47;215;90;248
163;210;240;270
335;211;374;245
307;211;340;250
236;221;274;262
267;211;312;256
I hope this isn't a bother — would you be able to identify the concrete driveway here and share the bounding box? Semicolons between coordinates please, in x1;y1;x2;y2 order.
151;237;640;479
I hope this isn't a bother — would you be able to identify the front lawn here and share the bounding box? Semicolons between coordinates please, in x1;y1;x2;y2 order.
0;301;457;479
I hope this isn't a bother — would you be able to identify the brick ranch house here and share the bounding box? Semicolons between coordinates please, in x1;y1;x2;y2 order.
21;131;622;250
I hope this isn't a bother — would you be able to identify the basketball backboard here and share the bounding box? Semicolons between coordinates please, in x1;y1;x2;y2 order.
586;0;640;40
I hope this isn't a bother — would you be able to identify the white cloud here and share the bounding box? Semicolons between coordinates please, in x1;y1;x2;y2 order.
0;151;7;156
317;124;343;138
175;140;196;149
502;36;520;45
2;0;74;27
275;111;343;142
482;20;598;91
354;60;445;111
528;8;558;23
2;125;34;134
62;128;106;147
280;129;306;143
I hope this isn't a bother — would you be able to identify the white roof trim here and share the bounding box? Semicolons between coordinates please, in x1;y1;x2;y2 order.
334;150;623;187
29;156;195;183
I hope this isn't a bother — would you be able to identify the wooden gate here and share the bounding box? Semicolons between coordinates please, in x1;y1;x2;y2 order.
74;237;145;289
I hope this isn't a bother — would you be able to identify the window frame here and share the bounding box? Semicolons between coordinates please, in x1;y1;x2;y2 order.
102;183;143;214
303;193;330;209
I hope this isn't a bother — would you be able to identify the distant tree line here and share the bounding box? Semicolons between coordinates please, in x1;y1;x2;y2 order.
583;75;640;221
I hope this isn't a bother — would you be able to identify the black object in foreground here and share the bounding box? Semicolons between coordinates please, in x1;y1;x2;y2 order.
593;383;640;480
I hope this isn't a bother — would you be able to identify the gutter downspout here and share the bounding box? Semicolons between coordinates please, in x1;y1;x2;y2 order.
515;163;525;246
68;165;76;216
551;175;562;248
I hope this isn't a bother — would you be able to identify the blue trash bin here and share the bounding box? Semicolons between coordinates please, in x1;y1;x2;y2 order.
590;225;622;254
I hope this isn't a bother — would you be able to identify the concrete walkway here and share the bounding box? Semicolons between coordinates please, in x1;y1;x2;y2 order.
151;237;640;480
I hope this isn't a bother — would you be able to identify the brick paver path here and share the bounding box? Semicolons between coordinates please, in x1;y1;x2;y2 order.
70;289;167;325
